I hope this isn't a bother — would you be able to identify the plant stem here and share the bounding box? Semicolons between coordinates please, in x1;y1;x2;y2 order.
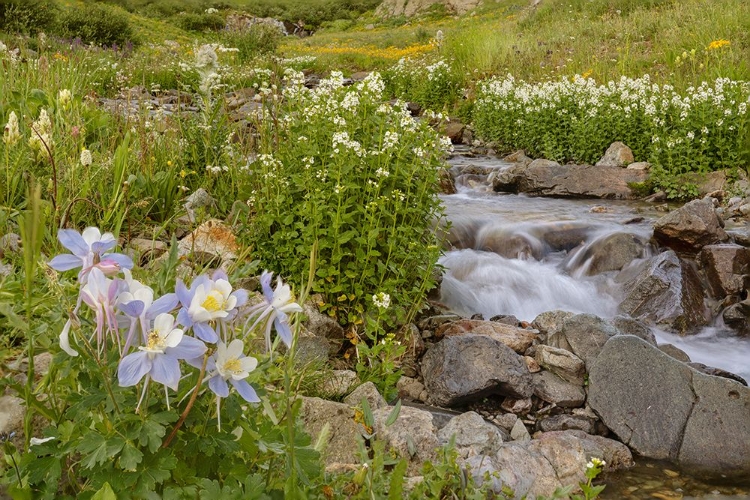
163;352;209;448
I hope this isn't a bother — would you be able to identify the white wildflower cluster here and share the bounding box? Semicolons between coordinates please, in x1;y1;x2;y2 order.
205;7;218;14
206;165;228;175
3;111;21;146
278;55;317;66
474;74;750;171
372;292;391;310
29;108;54;155
58;89;72;108
381;130;399;151
332;131;364;157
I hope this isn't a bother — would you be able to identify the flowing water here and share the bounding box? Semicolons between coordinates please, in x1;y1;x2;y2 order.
439;150;750;498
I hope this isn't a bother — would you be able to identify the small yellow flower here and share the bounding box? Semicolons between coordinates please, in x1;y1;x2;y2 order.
167;160;173;167
707;39;730;50
179;169;187;178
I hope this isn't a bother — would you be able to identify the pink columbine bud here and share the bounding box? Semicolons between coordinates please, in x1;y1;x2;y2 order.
95;258;121;275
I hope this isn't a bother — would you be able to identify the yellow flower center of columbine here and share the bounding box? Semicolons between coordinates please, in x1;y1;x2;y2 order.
146;331;163;350
223;357;242;374
202;294;223;312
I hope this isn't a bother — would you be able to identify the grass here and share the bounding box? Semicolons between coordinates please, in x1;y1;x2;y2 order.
280;0;749;86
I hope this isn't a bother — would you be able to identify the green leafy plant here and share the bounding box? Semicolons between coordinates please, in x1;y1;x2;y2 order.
244;71;448;329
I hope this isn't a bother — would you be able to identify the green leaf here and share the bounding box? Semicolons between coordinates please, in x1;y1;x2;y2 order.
360;397;374;429
139;419;166;453
119;442;144;471
387;459;407;500
91;482;117;500
77;433;125;469
385;400;402;427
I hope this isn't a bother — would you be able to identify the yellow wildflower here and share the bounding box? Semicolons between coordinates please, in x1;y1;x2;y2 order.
707;39;730;50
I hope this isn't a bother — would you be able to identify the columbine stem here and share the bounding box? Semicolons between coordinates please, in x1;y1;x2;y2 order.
163;352;209;448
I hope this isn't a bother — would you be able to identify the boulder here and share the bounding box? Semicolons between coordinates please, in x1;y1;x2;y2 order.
493;162;648;199
612;316;657;345
467;431;630;499
653;198;728;252
532;371;586;408
373;405;438;474
300;397;361;465
618;251;708;334
343;381;388;410
595;141;634;167
176;219;238;263
722;300;750;335
503;150;533;166
559;314;618;370
588;336;696;460
436;411;504;458
678;372;750;477
510;419;531;441
435;319;538;353
590;334;750;478
443;121;465;144
658;343;691;362
566;232;649;276
686;362;748;386
532;310;575;344
183;187;216;223
699;244;750;298
303;298;345;339
376;0;481;17
397;376;428;402
534;345;586;385
421;334;533;406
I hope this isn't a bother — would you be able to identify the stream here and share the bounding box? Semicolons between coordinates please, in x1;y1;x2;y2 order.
438;149;750;499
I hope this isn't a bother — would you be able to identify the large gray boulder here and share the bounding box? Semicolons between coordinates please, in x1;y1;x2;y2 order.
535;344;586;384
589;335;750;478
493;162;648;200
618;251;708;334
532;371;586;408
300;397;361;466
466;430;631;499
653;198;728;252
421;334;533;407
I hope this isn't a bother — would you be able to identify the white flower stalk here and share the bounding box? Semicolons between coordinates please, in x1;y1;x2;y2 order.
3;111;20;146
29;108;54;155
80;148;92;166
58;89;72;108
373;292;391;310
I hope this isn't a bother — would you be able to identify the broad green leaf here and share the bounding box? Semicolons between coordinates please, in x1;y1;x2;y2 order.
385;399;402;427
91;482;116;500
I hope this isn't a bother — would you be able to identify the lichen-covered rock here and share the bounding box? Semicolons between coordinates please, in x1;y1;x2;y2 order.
436;319;538;353
595;141;634;167
373;405;438;474
534;345;585;384
437;411;504;458
343;381;388;410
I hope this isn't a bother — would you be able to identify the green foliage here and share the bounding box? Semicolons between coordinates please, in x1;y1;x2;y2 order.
218;25;282;62
244;71;447;328
172;12;225;32
474;74;750;196
241;0;381;30
384;57;464;112
0;0;58;35
57;4;137;47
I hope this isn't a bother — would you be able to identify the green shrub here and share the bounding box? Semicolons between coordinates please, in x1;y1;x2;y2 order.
217;24;282;62
244;71;448;328
57;4;137;47
384;57;464;112
172;11;225;32
0;0;58;35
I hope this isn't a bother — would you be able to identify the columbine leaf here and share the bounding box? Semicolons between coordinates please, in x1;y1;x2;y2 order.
91;482;117;500
77;433;125;469
119;442;144;471
139;419;166;453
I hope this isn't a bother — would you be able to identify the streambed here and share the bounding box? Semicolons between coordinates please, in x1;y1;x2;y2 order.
438;150;750;497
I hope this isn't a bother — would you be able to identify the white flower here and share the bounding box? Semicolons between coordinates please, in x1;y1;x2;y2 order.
80;148;92;166
139;314;184;355
215;339;258;381
373;292;391;310
58;89;72;107
3;111;20;146
188;279;237;323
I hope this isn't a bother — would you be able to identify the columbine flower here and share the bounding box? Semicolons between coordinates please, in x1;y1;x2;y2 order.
118;313;207;408
206;339;260;430
79;267;125;354
245;271;303;352
3;111;20;146
80;148;92;166
48;227;133;283
117;270;178;353
176;271;248;343
373;292;391;310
